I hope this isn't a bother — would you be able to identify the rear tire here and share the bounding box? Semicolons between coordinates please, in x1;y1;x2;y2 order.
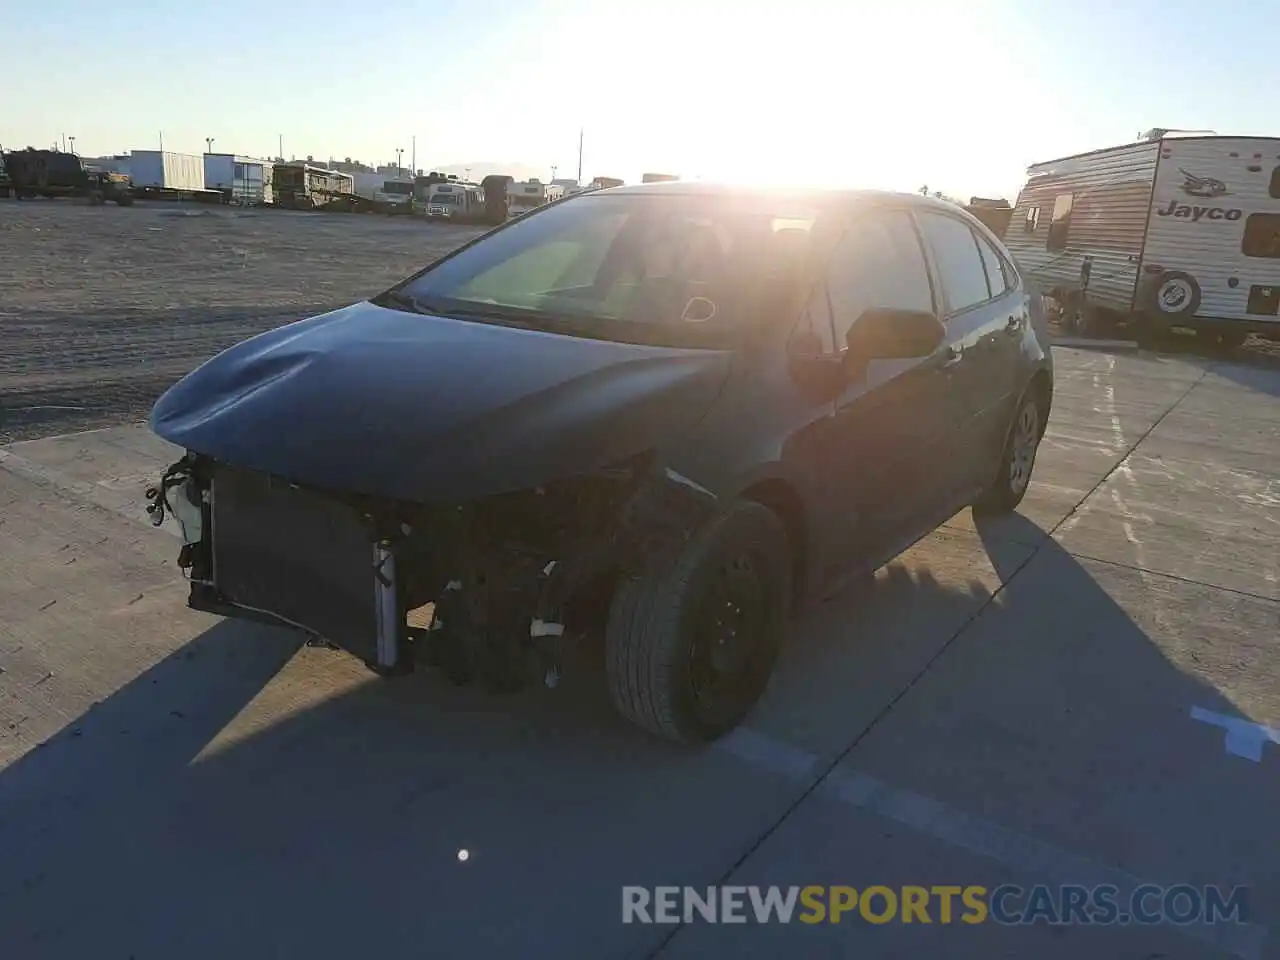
605;500;791;744
974;388;1044;516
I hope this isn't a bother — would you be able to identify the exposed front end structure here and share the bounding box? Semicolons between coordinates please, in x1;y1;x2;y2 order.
146;452;717;688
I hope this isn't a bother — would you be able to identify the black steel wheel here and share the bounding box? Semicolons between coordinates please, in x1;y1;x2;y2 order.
974;387;1044;515
605;500;791;743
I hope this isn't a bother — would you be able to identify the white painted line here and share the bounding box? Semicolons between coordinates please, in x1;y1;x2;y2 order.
714;729;1267;959
1052;337;1141;351
1190;707;1280;762
2;420;149;447
716;727;819;782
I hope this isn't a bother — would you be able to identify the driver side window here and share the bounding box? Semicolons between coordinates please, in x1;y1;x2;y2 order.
825;211;936;350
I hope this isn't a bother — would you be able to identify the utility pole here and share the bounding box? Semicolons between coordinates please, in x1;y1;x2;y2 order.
395;147;404;176
60;133;66;151
411;135;416;176
577;128;583;185
159;130;164;151
278;134;283;162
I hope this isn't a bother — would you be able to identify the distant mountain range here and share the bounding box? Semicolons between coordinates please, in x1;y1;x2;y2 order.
431;162;553;183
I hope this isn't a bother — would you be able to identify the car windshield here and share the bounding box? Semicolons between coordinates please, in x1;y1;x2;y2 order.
384;193;818;348
430;193;458;204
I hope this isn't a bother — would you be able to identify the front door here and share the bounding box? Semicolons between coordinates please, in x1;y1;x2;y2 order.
818;206;962;577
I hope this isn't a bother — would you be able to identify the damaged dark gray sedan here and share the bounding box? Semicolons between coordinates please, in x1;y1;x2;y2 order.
146;182;1053;744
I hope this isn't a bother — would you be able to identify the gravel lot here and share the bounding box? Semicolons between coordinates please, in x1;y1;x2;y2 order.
0;200;485;442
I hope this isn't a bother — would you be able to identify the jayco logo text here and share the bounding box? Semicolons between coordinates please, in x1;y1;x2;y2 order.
1156;199;1244;221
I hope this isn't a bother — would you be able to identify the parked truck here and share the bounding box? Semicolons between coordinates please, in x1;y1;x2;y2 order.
1;148;134;205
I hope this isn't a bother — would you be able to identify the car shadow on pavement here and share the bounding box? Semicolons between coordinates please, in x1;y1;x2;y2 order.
0;515;1271;959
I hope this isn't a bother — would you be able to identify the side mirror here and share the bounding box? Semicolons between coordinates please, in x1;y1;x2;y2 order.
845;307;945;363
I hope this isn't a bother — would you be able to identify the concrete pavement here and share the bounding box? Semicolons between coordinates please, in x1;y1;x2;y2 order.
0;346;1275;959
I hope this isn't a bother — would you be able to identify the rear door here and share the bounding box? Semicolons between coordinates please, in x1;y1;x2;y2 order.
914;209;1024;490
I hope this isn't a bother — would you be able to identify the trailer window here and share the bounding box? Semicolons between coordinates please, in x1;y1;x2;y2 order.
1242;214;1280;259
1270;167;1280;200
1046;194;1072;252
1024;206;1040;233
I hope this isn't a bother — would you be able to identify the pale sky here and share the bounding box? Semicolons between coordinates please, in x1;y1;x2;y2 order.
4;0;1277;200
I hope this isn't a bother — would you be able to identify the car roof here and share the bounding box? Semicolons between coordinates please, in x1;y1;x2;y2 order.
585;180;969;215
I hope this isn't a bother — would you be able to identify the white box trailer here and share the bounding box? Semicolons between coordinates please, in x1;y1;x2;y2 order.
352;171;385;200
129;150;206;191
1004;134;1280;343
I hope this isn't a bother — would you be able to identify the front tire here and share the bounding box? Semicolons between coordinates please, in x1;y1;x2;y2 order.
974;388;1044;515
605;500;791;744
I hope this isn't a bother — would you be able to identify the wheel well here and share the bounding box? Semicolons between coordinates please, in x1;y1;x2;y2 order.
1029;369;1052;435
739;479;805;612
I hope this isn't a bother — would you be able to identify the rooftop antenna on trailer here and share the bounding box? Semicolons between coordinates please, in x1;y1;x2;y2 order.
1139;127;1218;141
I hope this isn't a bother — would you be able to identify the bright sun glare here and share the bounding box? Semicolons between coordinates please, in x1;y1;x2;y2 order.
562;0;1009;193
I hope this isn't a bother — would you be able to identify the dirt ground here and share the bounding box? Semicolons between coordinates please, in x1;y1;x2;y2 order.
0;199;486;442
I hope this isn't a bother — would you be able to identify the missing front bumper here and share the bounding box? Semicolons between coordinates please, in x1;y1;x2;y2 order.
180;462;409;673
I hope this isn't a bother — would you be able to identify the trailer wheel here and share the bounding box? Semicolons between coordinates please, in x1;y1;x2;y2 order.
87;189;104;206
115;192;135;207
604;500;791;744
1140;271;1201;321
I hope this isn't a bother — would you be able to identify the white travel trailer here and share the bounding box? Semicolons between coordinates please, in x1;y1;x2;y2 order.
1004;133;1280;344
508;179;566;216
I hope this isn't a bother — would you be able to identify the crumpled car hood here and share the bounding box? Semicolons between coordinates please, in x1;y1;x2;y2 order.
150;301;731;502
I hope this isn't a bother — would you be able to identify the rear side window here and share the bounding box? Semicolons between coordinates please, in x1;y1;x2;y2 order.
974;232;1009;298
1270;167;1280;200
1242;213;1280;259
917;212;991;314
1046;193;1073;252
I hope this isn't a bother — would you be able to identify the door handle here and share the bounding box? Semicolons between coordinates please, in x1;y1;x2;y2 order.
940;345;964;369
